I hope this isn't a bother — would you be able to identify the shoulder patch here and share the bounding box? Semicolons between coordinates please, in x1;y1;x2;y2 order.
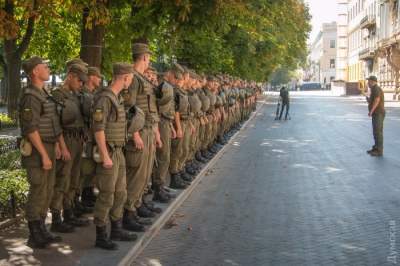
22;108;33;121
93;108;103;122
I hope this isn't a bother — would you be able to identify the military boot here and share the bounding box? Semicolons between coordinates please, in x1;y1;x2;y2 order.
63;209;90;227
40;217;62;243
153;185;171;203
27;220;48;249
170;173;188;189
95;225;118;250
195;151;207;163
73;195;93;217
122;209;146;232
137;204;156;218
50;209;75;233
81;186;97;208
185;163;197;175
110;219;137;242
143;200;162;213
180;170;193;183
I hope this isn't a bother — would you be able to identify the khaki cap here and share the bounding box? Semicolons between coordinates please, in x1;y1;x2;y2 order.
132;43;152;56
87;66;102;78
68;63;88;82
113;62;134;76
66;58;88;70
22;56;49;74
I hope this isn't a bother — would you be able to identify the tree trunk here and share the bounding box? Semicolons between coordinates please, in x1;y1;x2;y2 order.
79;7;105;68
5;54;22;119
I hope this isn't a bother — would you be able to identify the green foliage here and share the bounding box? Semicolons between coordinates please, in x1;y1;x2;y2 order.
0;169;28;219
0;113;17;129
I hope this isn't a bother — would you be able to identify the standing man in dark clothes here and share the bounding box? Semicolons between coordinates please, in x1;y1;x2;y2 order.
279;86;290;120
366;76;385;157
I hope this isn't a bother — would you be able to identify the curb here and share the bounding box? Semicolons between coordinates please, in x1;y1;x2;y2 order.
119;99;266;266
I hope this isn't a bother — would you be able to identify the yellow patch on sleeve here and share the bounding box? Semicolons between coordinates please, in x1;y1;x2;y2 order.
93;109;103;122
22;108;33;121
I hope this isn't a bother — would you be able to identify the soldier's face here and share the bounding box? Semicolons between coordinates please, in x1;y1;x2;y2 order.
69;73;83;90
34;63;51;82
89;75;101;88
124;73;134;88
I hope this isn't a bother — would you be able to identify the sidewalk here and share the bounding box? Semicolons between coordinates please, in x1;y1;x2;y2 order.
0;100;265;266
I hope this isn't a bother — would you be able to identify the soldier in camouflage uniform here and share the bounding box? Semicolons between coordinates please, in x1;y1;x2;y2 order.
50;62;90;233
19;56;67;248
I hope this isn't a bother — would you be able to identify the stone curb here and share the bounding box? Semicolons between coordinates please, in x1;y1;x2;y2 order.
119;99;266;266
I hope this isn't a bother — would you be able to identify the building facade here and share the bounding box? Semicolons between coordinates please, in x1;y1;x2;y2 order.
338;0;400;97
306;22;338;88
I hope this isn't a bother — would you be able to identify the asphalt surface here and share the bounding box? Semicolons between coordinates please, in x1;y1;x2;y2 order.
134;95;400;266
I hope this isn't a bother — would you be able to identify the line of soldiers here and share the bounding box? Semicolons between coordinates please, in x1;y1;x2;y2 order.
18;43;260;250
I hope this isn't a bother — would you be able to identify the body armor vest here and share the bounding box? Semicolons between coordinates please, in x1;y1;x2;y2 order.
188;91;202;117
206;89;216;113
98;89;126;146
53;87;85;131
22;87;62;142
198;89;210;113
133;72;158;124
176;88;190;119
157;82;175;120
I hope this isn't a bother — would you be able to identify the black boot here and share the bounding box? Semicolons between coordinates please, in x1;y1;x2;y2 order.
40;217;62;243
180;170;193;183
170;173;188;189
50;210;75;233
195;151;207;163
64;209;90;227
122;209;146;232
81;187;96;208
27;220;48;249
144;200;162;213
74;195;93;217
95;226;118;250
153;185;171;203
110;219;137;242
185;164;197;175
137;204;156;218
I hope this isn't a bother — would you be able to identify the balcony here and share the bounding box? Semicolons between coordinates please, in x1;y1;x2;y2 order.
360;15;376;30
359;48;375;60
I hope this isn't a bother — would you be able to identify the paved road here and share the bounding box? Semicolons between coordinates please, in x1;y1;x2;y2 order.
134;95;400;266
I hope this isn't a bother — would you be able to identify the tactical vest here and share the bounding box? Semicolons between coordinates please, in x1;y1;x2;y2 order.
52;87;85;131
127;106;145;134
22;87;62;142
188;91;202;117
175;88;190;119
198;89;210;113
98;89;127;146
206;89;216;113
215;95;222;108
157;82;175;120
133;72;158;124
80;87;94;125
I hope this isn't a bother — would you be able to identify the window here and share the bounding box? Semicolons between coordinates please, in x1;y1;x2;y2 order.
330;59;336;69
330;40;336;48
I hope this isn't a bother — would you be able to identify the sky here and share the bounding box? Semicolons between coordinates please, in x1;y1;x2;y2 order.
305;0;339;44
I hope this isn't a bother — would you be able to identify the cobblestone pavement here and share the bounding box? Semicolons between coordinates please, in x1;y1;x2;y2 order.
134;96;400;266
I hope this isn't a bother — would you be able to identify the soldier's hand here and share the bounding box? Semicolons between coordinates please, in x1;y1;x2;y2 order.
61;147;71;161
177;128;183;139
42;155;52;170
55;144;61;160
103;156;113;169
134;134;145;150
171;127;177;139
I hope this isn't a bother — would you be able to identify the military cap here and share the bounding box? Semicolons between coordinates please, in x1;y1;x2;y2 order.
22;56;49;74
113;62;134;76
169;62;184;79
366;75;378;82
66;58;88;70
132;43;152;56
68;63;88;82
87;66;102;78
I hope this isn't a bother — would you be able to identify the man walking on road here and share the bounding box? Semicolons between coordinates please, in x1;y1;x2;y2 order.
366;75;385;157
279;86;290;120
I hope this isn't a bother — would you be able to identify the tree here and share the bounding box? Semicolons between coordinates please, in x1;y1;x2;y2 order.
0;0;59;117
